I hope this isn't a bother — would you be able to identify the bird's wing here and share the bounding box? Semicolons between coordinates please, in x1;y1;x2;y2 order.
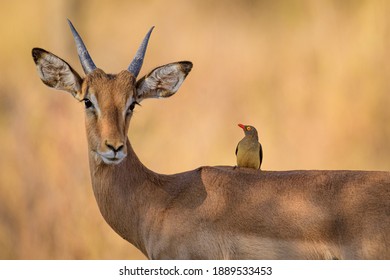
259;143;263;166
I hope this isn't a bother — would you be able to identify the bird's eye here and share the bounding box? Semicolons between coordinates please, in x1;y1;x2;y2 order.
247;127;251;131
84;99;94;109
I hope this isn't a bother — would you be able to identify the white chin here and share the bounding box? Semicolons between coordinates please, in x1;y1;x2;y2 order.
101;156;124;165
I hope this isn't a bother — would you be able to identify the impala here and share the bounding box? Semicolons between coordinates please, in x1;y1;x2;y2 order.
32;20;390;259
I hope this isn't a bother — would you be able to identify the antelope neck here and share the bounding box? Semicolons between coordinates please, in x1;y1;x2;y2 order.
87;138;161;254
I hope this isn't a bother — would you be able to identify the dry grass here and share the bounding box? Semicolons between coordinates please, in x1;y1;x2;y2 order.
0;0;389;259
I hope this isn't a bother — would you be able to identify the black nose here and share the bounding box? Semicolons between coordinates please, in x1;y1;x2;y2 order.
105;141;124;153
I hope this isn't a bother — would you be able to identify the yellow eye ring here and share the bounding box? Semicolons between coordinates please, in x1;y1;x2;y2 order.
246;127;251;131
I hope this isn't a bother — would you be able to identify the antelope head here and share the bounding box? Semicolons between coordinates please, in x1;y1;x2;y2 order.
32;20;192;165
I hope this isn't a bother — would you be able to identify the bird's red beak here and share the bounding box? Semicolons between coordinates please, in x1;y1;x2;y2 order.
238;124;245;130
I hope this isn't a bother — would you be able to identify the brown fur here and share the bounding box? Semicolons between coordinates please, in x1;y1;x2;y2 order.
90;144;390;259
32;47;390;260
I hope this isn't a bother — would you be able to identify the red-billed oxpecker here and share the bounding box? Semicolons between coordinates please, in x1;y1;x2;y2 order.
236;124;263;170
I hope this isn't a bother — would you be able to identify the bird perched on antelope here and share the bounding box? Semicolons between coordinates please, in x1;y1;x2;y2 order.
235;124;263;170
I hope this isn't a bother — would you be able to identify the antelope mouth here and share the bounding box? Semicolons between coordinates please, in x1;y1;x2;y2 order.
101;156;125;165
96;151;126;165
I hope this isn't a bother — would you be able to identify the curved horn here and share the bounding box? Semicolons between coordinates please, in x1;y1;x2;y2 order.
67;19;97;74
127;26;154;77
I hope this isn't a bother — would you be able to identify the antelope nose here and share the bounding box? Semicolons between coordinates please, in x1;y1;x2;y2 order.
105;141;124;153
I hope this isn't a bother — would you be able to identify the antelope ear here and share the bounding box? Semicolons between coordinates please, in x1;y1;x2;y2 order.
135;61;192;101
32;48;83;99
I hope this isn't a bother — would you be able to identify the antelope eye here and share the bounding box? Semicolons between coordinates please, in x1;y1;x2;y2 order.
128;101;140;113
129;102;136;111
84;99;93;109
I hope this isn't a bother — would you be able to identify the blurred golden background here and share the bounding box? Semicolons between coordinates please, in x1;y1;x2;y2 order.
1;0;390;259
